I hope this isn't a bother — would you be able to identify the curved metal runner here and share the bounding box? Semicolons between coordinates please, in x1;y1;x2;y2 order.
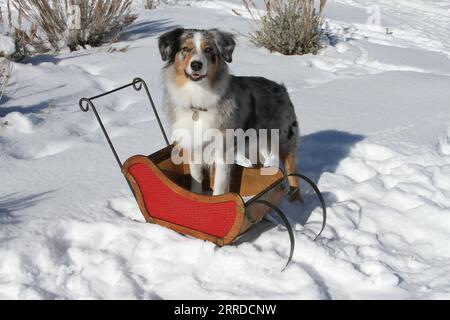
289;173;327;241
246;174;327;270
246;199;295;271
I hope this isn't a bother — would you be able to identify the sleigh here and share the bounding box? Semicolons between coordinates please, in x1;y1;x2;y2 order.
79;78;326;269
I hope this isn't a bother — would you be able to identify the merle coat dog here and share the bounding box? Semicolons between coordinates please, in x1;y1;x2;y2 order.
158;28;300;200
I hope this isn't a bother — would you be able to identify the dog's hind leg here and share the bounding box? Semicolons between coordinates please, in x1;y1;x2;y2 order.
281;150;303;203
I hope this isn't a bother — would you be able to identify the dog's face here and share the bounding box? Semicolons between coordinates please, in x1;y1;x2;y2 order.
158;28;235;84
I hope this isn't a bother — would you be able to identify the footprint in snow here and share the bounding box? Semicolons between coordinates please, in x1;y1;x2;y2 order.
33;139;80;159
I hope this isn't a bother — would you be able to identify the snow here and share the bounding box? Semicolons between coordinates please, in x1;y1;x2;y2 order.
1;0;450;299
0;34;15;57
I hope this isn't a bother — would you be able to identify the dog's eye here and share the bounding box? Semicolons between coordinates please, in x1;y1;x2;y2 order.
182;47;191;53
204;47;212;53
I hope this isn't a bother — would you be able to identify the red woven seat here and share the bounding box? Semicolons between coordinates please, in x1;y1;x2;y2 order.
122;145;284;246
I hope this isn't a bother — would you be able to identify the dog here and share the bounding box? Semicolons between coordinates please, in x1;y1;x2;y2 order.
158;28;301;200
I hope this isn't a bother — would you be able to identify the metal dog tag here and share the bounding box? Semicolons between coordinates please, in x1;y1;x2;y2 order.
192;110;199;121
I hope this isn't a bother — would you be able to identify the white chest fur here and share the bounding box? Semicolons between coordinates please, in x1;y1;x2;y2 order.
163;67;233;195
172;107;219;146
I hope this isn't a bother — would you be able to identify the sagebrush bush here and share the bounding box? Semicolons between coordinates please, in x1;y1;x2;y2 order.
242;0;326;55
10;0;137;52
143;0;159;10
0;3;14;101
0;57;12;104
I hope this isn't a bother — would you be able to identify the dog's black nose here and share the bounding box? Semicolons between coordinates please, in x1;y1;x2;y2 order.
191;61;203;71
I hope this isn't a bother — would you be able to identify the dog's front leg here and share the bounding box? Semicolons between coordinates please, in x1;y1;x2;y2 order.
190;163;204;194
213;163;231;196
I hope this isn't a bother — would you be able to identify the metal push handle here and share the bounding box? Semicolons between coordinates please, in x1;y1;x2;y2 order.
79;77;170;169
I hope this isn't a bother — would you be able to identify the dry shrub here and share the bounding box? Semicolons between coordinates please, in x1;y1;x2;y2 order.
9;29;36;60
0;1;30;61
143;0;159;9
10;0;137;52
241;0;327;55
0;3;14;101
0;57;12;104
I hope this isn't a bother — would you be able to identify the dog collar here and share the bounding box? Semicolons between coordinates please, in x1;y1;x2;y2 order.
191;106;208;121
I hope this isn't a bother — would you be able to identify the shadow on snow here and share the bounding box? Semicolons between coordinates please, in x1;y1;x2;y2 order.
236;130;365;244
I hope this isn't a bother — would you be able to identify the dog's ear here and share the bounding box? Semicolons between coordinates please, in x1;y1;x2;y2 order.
210;29;236;63
158;28;184;62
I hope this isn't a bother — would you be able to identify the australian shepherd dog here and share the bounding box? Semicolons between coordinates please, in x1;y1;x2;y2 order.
158;28;301;201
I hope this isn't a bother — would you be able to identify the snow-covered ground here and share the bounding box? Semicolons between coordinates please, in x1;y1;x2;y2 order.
1;0;450;299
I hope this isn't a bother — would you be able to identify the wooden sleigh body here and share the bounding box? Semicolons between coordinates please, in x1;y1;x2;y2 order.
79;78;326;269
123;144;285;246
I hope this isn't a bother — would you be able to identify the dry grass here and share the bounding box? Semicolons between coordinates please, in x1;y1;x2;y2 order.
10;0;137;53
241;0;327;55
